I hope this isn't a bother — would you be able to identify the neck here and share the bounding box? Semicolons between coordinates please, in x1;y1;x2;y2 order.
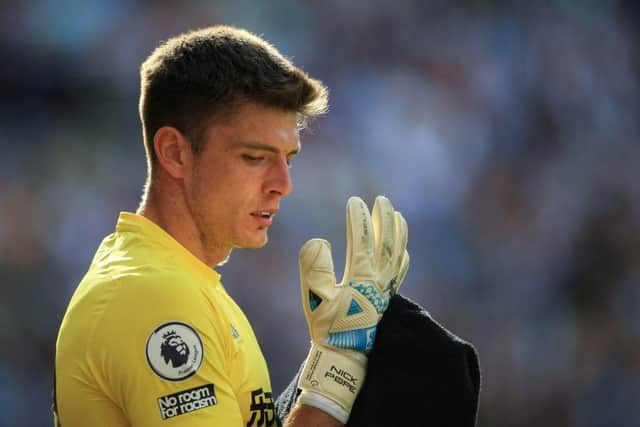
138;178;231;267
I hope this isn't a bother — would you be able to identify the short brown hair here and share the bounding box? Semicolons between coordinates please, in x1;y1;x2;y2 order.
139;26;328;164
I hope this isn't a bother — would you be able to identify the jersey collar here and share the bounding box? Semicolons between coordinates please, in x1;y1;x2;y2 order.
115;212;222;283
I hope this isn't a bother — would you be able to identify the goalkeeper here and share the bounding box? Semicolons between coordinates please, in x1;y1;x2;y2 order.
54;26;408;427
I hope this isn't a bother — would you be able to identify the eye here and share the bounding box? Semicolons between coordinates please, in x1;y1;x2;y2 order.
242;154;264;163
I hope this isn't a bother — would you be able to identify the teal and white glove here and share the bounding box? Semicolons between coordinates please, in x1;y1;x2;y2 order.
297;196;409;423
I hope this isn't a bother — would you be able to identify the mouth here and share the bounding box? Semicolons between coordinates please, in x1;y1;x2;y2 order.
250;209;278;227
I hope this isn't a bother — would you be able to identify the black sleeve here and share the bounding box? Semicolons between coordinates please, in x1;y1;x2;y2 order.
275;294;481;427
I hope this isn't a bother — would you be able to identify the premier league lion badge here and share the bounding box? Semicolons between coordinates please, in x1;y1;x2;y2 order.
146;321;204;381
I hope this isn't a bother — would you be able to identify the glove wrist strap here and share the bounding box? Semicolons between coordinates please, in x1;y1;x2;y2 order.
298;343;367;422
298;391;350;424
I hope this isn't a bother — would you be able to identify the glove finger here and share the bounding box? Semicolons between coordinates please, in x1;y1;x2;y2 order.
391;211;408;277
342;196;375;283
381;211;407;295
371;195;396;283
299;239;337;317
392;250;410;295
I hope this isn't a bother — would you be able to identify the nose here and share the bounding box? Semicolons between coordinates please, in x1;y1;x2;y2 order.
264;158;293;197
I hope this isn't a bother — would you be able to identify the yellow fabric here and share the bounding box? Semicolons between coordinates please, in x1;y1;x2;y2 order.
55;212;276;426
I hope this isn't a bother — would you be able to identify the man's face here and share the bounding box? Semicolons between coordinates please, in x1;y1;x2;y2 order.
184;102;300;260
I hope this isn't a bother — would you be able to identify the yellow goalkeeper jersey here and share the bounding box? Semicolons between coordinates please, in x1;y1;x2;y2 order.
54;212;277;426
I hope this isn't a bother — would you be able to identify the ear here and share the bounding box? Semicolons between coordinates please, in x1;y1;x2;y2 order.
152;126;193;179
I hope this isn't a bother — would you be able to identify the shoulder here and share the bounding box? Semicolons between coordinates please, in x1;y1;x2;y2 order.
96;269;223;337
89;270;233;380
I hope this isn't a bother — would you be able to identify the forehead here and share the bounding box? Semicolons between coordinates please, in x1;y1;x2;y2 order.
211;102;300;149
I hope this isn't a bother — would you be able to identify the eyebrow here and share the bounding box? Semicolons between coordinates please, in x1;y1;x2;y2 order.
236;141;301;156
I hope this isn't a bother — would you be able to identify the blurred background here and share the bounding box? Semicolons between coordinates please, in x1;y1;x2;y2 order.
1;1;639;426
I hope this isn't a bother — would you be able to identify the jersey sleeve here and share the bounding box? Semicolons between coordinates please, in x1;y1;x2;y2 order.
89;273;244;426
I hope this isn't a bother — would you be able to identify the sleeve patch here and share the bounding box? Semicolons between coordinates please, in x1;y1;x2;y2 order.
157;384;217;420
146;321;204;381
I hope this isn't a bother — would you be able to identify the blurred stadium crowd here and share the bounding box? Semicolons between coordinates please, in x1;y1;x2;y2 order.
1;1;639;426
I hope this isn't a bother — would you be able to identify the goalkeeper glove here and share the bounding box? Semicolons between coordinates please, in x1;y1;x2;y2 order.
297;195;409;423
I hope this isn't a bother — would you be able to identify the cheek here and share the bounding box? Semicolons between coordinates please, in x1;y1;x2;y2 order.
192;183;244;230
190;164;262;227
191;170;226;208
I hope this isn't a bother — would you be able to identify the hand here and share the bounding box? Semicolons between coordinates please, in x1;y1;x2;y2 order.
297;195;409;423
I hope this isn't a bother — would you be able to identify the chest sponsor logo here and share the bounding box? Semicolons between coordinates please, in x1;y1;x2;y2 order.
157;384;217;420
146;321;204;381
247;388;276;427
